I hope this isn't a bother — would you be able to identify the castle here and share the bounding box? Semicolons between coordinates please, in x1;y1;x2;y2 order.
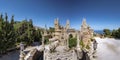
53;18;93;48
53;18;76;46
44;18;94;60
19;18;94;60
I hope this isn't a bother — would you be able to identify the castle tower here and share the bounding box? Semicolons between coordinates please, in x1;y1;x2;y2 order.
77;31;80;48
44;25;48;36
54;18;59;31
54;18;61;40
81;18;88;30
80;18;93;50
66;19;70;29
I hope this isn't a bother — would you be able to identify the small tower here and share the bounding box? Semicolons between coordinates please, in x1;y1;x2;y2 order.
44;24;47;36
81;18;88;29
54;18;59;30
80;18;93;51
77;31;80;48
66;19;70;29
42;32;45;46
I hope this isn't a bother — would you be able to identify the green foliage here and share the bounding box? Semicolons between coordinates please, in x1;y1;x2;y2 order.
80;40;84;48
69;34;73;38
69;37;77;48
44;37;49;44
103;29;111;37
49;27;55;33
0;13;42;54
86;45;90;49
112;28;120;38
0;14;16;54
103;28;120;38
102;28;120;39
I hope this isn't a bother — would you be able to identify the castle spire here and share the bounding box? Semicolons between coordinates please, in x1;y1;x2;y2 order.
81;18;88;28
54;18;59;30
66;19;70;29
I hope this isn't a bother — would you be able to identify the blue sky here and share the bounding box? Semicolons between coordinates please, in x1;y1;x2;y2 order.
0;0;120;30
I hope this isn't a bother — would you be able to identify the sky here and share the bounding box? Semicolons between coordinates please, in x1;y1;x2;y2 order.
0;0;120;30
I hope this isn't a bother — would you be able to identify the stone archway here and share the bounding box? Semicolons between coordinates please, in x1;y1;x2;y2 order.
69;34;73;38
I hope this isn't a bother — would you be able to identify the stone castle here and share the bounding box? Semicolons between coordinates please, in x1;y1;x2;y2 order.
19;18;94;60
53;18;93;48
44;18;94;60
53;18;76;46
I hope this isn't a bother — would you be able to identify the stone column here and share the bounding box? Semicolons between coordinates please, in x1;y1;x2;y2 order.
42;34;44;46
19;42;24;60
19;51;24;60
77;32;80;48
66;32;69;50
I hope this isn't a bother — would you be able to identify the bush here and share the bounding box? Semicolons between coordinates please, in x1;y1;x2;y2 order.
86;45;90;49
80;40;84;49
103;29;111;37
69;38;77;48
44;37;49;44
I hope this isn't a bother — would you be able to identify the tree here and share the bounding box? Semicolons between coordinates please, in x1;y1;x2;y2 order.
0;13;43;54
112;29;117;38
0;14;16;54
114;28;120;38
117;28;120;38
103;29;111;37
49;27;54;33
69;37;77;48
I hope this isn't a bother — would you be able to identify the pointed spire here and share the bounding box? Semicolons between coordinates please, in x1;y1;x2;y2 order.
81;18;88;28
54;18;59;30
66;19;69;24
44;24;47;35
66;19;70;29
45;24;47;30
56;17;59;21
77;31;80;48
55;18;59;24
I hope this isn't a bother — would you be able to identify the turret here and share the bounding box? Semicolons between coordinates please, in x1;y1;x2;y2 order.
54;18;59;30
66;19;70;29
81;18;88;29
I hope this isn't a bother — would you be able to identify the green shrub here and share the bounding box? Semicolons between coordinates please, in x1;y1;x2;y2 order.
80;40;84;49
86;45;90;49
44;37;49;44
69;38;77;48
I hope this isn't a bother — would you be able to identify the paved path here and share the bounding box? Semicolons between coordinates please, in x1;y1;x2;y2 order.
0;50;19;60
1;37;120;60
95;37;120;60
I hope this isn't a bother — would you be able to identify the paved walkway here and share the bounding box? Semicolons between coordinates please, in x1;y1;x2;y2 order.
95;37;120;60
0;50;19;60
